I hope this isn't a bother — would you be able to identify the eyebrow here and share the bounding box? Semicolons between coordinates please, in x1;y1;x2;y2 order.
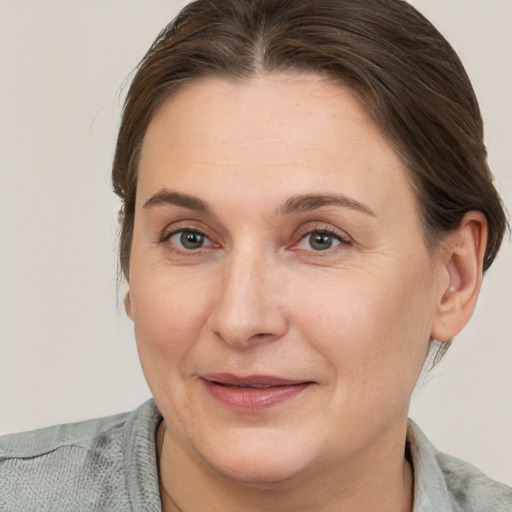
142;189;375;217
280;193;376;217
143;189;212;214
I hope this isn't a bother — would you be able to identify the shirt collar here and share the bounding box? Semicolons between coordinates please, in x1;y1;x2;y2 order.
407;419;454;511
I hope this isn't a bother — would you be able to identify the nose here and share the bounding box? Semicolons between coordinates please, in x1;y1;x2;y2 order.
207;249;289;348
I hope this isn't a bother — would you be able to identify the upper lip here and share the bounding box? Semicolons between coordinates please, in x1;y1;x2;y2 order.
200;373;312;387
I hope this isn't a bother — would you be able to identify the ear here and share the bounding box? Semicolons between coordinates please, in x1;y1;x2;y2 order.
124;291;133;320
431;211;488;342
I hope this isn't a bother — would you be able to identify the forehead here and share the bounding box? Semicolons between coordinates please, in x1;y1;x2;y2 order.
137;73;418;223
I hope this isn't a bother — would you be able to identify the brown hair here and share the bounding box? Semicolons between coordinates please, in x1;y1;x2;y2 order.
113;0;507;289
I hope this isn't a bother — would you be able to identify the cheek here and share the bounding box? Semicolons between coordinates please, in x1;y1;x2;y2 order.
128;272;217;435
290;264;434;385
129;270;213;384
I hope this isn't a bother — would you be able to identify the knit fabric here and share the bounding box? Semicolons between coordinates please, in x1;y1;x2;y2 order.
407;419;512;511
1;399;511;511
0;400;162;511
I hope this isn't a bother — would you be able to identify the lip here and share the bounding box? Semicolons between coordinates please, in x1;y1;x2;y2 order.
200;373;314;412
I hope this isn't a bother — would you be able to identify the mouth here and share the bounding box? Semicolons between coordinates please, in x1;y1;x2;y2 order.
199;373;314;412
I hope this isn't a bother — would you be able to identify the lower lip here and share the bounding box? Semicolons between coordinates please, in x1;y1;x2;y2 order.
201;379;312;412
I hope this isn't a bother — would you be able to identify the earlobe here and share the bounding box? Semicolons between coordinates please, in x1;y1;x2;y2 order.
124;291;133;320
431;211;488;342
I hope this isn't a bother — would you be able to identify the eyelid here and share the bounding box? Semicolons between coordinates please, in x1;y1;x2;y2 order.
295;223;352;243
290;223;353;252
159;222;221;254
163;228;211;242
159;219;211;242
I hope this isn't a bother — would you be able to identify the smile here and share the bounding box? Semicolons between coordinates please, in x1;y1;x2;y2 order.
200;373;314;412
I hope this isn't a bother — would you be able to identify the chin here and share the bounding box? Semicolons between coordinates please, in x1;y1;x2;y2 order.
209;454;311;485
197;428;319;485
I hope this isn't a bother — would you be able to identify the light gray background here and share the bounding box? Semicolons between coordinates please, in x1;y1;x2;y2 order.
1;0;511;486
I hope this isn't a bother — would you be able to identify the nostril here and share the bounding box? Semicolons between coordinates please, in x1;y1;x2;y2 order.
252;332;273;340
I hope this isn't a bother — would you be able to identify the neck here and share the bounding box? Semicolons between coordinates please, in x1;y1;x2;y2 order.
157;420;414;512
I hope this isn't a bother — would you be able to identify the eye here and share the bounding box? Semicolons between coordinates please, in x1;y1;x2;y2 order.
297;229;348;252
166;229;212;251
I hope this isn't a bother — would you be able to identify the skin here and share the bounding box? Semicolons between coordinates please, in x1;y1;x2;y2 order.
125;73;487;511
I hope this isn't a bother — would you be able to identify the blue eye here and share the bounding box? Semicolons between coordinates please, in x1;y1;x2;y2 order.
299;231;342;251
168;230;210;250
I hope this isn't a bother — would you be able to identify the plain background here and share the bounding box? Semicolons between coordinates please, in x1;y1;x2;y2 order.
0;0;511;486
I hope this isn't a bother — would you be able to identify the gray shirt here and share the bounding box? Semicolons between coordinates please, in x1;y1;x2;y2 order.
1;399;511;511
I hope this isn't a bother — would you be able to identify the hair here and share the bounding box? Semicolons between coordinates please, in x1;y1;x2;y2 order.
112;0;508;360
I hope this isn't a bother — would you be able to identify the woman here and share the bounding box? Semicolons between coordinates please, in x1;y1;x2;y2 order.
0;0;511;510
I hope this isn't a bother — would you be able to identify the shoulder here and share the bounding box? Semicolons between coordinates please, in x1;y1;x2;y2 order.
0;399;162;512
407;419;512;512
436;450;512;512
0;409;129;459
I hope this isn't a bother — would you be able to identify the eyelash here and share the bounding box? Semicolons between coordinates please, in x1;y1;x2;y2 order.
293;225;352;253
159;224;352;255
160;227;215;254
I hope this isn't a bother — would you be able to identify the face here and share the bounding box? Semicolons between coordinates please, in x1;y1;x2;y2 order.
127;74;444;484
